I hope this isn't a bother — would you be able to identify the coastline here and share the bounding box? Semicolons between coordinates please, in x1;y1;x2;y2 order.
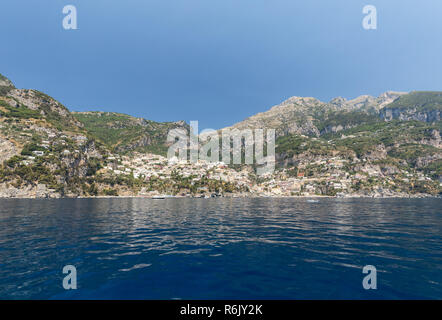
0;194;439;199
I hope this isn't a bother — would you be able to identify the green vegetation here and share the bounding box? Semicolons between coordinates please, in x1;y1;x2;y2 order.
387;144;439;165
315;111;379;133
276;135;340;157
102;188;118;196
73;112;187;156
0;99;41;119
386;91;442;112
32;90;81;130
0;86;12;96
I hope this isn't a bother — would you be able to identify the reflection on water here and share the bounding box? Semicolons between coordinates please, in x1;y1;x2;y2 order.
0;198;441;299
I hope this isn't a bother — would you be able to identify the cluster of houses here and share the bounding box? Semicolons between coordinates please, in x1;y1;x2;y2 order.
102;154;252;187
19;131;89;165
97;152;359;196
95;149;442;197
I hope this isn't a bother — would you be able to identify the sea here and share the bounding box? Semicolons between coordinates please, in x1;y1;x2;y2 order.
0;198;440;299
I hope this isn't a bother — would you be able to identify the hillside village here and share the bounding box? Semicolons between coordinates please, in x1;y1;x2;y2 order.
0;73;440;198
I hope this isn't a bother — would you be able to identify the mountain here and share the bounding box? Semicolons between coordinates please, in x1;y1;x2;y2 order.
0;72;440;198
0;73;189;197
0;73;14;94
328;91;407;112
224;91;407;137
223;91;441;196
73;111;188;155
224;96;326;137
380;91;442;122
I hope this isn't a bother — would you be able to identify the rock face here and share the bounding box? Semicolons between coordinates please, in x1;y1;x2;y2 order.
0;137;18;163
424;129;442;148
224;92;408;138
363;144;388;161
0;183;60;198
0;74;14;88
0;73;15;96
380;107;441;122
7;89;83;128
320;124;352;135
379;91;442;122
224;96;325;138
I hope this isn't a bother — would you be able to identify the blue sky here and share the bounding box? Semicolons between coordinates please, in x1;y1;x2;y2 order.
0;0;441;129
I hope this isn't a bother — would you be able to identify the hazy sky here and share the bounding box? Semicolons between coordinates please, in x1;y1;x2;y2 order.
1;0;441;128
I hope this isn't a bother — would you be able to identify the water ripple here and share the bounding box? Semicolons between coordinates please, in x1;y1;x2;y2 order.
0;198;440;299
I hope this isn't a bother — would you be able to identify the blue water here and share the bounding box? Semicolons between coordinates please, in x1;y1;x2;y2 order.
0;198;441;299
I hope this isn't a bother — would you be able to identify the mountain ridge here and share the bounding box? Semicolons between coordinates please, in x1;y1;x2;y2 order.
223;91;412;137
0;72;440;198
